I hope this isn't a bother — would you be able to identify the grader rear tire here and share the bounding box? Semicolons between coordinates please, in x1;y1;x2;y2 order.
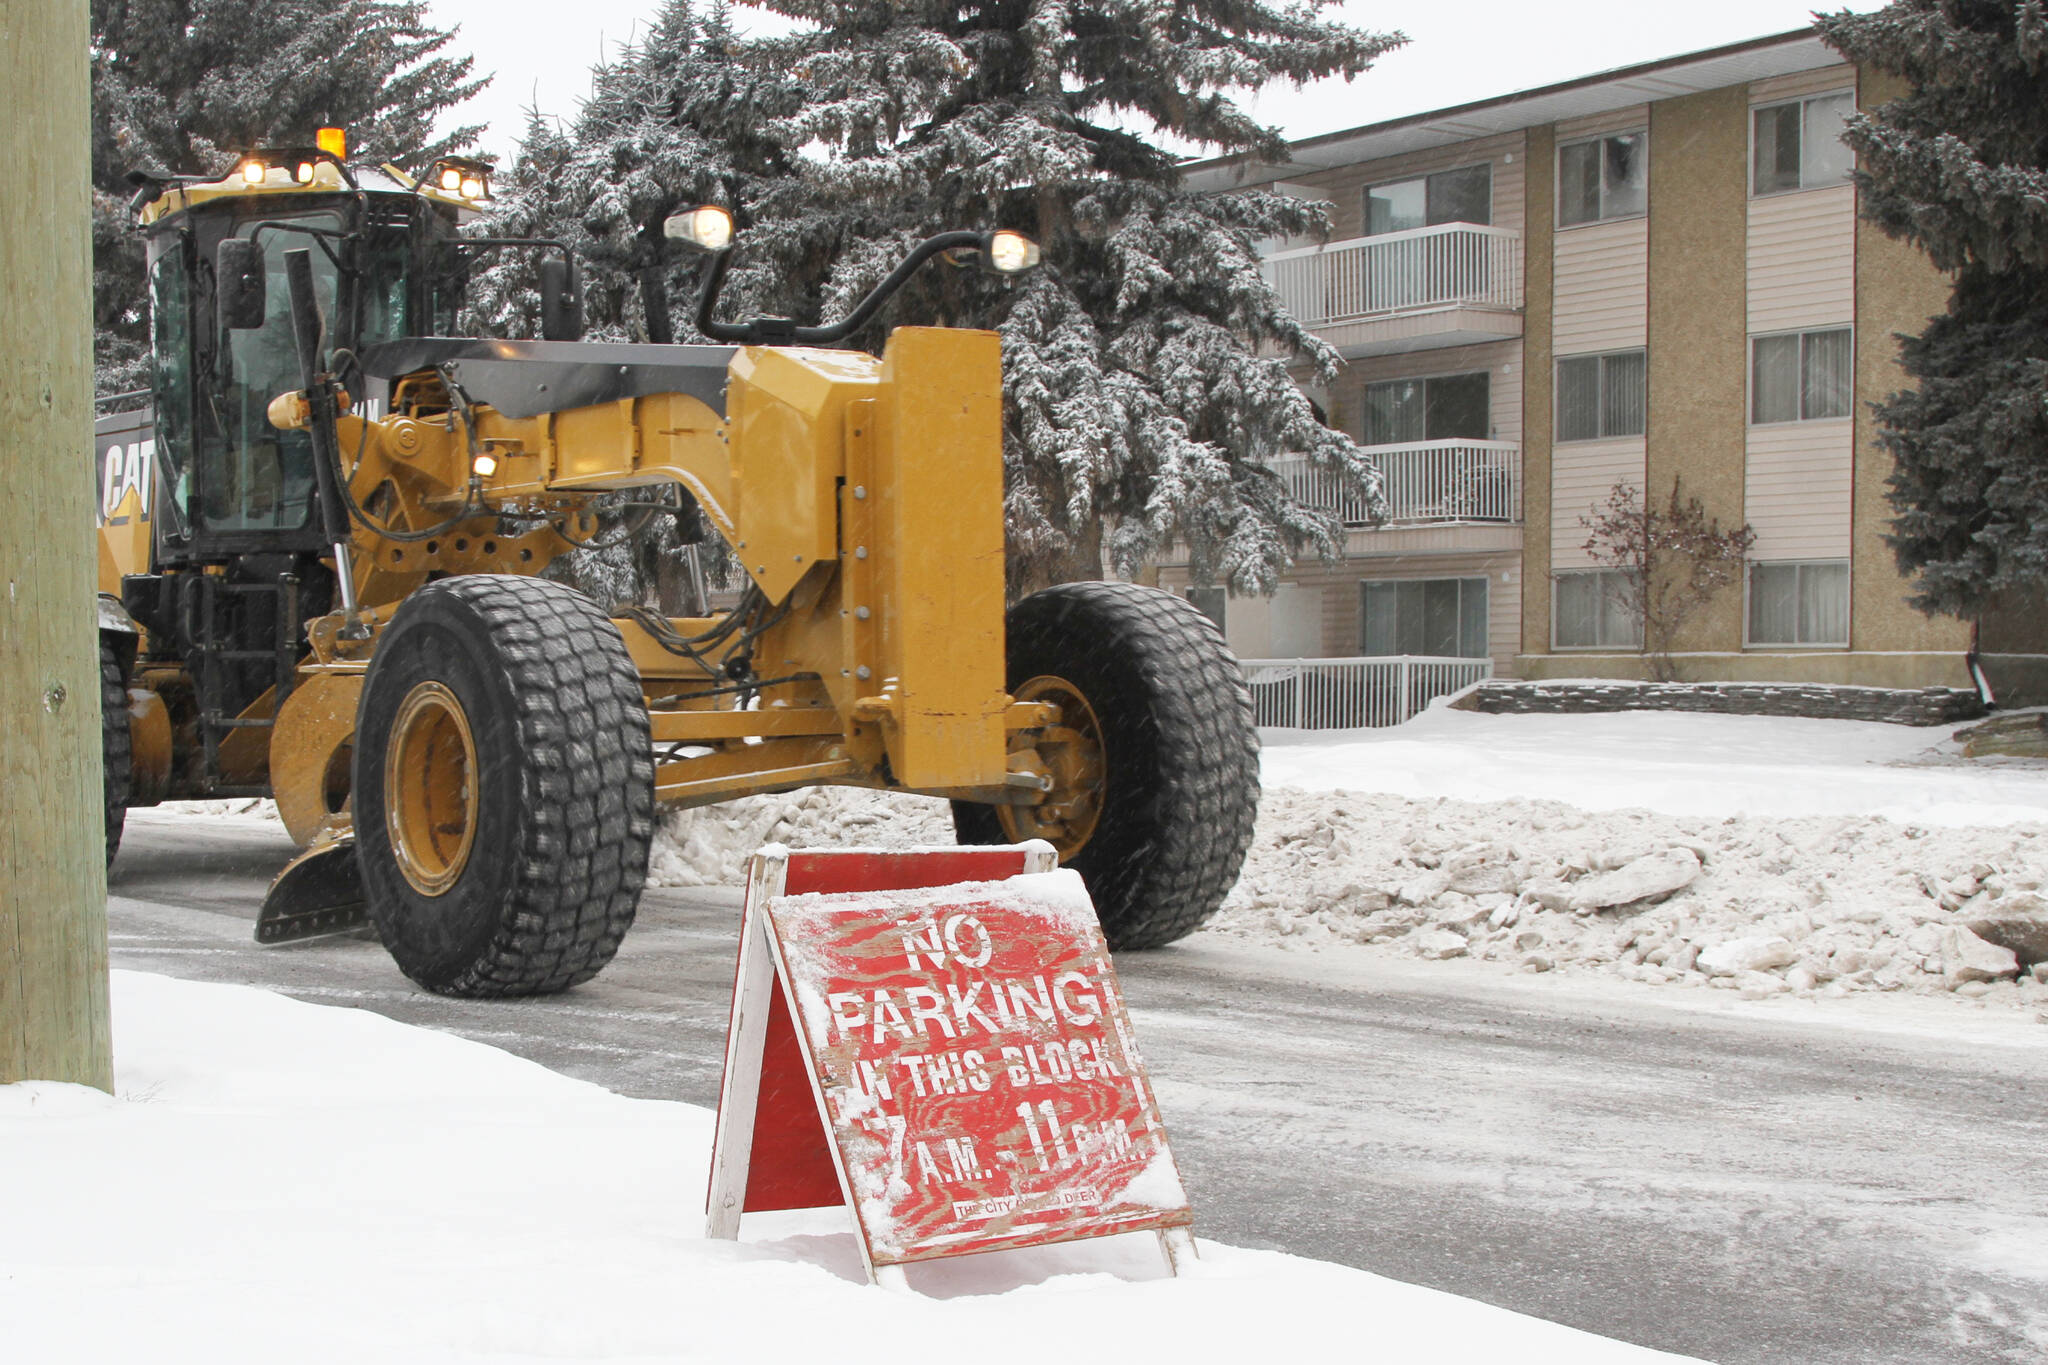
100;635;131;869
953;581;1260;950
353;576;654;997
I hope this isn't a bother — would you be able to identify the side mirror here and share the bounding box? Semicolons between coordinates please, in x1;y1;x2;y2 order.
539;255;584;341
216;238;267;330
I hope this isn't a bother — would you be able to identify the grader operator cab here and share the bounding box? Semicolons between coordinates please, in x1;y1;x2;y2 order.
95;132;1259;997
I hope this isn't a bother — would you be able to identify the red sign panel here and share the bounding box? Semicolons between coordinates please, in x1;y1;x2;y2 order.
707;845;1193;1279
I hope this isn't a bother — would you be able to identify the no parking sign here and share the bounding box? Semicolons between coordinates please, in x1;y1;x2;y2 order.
705;843;1195;1285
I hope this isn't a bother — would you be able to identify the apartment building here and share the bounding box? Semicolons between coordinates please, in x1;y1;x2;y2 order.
1167;30;2045;700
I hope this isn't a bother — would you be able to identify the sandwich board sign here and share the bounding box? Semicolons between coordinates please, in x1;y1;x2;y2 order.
706;842;1196;1287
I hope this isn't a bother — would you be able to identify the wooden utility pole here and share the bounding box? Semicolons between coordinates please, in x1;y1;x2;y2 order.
0;0;115;1091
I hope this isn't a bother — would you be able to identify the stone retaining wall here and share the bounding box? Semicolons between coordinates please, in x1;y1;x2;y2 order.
1453;679;1986;727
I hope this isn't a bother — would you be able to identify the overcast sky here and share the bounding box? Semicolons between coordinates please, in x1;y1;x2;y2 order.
425;1;1887;162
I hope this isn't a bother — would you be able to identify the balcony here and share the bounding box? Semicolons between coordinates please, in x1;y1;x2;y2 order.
1262;224;1523;356
1271;439;1522;529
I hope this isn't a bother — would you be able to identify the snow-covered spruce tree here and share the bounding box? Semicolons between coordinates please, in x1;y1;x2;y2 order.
464;1;795;610
728;0;1400;592
466;0;798;344
90;0;486;393
1817;2;2048;615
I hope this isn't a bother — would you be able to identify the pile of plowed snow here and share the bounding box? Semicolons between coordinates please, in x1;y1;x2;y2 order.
644;784;2048;1008
1209;789;2048;1008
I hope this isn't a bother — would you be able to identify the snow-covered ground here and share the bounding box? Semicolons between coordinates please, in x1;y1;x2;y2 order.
1260;705;2048;827
2;971;1704;1364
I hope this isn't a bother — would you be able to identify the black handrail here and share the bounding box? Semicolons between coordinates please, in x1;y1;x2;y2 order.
693;230;984;347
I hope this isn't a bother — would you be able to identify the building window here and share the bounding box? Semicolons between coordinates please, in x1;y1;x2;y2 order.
1186;586;1226;631
1361;577;1489;658
1553;569;1642;649
1558;131;1647;226
1362;371;1490;446
1365;164;1492;236
1556;350;1647;442
1753;91;1855;195
1751;328;1852;424
1748;560;1850;646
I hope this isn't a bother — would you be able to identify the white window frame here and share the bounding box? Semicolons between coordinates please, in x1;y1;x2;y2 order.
1555;348;1648;443
1550;567;1643;651
1749;89;1857;199
1556;129;1649;229
1744;559;1852;649
1748;326;1854;426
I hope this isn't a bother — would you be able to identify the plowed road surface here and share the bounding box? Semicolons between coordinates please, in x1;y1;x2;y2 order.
108;810;2048;1364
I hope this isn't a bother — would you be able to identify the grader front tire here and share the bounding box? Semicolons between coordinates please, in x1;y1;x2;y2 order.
353;576;654;997
954;581;1260;950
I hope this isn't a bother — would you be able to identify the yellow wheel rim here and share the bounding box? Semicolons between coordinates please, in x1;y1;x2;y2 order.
384;680;479;897
997;674;1107;860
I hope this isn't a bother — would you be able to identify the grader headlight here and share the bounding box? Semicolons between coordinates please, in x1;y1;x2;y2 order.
983;229;1041;275
664;204;735;253
241;160;266;185
429;158;492;201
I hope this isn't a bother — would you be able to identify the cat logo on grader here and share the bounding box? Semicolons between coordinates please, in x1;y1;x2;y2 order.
94;131;1259;996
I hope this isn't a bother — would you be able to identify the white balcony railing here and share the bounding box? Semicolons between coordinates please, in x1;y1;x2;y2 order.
1241;656;1494;729
1271;439;1521;528
1262;224;1524;326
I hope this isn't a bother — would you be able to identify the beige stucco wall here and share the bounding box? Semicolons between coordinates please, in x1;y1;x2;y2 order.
1646;85;1750;657
1521;125;1556;657
1849;69;1973;665
1513;650;1972;688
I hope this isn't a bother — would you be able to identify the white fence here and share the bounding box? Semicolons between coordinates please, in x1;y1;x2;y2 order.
1240;656;1494;729
1269;439;1521;527
1262;224;1524;326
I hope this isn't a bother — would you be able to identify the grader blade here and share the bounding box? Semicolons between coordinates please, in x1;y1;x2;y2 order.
255;838;372;944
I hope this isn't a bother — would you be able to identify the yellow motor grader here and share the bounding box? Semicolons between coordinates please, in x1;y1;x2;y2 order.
94;134;1259;997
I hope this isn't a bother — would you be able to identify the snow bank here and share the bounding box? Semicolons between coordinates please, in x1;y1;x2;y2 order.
1212;790;2048;1009
1;972;1704;1364
646;785;957;886
147;710;2048;1011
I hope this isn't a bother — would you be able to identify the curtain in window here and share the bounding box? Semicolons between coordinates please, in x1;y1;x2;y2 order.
1459;580;1490;658
1602;351;1647;436
1749;562;1800;643
1753;103;1803;194
1557;356;1601;441
1362;579;1488;657
1752;334;1801;423
1800;561;1850;643
1558;141;1603;226
1555;572;1600;647
1600;572;1643;648
1750;561;1849;644
1802;328;1852;419
1364;379;1425;446
1603;134;1647;218
1801;93;1855;186
1557;570;1640;648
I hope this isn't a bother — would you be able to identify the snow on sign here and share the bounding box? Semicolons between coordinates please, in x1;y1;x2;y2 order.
706;843;1196;1286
